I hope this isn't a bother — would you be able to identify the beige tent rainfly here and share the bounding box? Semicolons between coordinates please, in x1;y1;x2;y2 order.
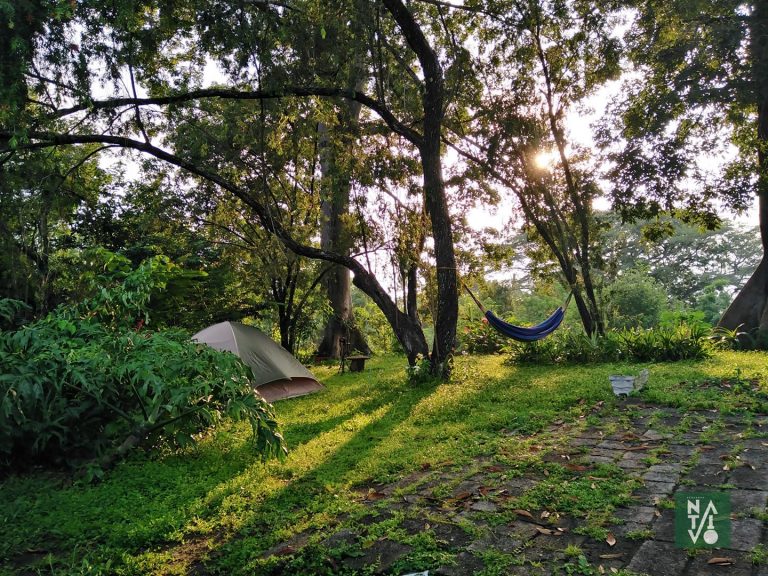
192;321;323;402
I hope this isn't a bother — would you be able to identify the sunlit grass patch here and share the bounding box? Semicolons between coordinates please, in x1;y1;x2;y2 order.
4;351;768;574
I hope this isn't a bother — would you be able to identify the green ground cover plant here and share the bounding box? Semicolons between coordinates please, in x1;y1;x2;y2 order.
0;255;286;474
2;351;768;575
505;323;713;365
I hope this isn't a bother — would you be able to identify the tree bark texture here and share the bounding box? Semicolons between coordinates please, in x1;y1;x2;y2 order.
315;116;370;358
314;8;371;359
719;5;768;339
383;0;459;376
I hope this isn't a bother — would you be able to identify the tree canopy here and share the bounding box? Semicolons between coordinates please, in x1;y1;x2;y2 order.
2;0;767;373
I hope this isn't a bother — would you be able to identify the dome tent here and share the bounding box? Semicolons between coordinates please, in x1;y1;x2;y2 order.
192;321;323;402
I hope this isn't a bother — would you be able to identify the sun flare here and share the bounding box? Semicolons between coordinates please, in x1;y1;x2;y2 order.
534;149;558;169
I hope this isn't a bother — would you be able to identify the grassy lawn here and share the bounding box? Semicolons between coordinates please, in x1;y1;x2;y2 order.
3;351;768;575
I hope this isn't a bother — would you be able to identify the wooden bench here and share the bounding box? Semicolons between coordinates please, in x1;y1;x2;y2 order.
345;355;370;372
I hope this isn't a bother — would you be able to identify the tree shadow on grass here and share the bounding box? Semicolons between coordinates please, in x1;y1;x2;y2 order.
168;379;443;574
5;357;734;574
1;361;418;573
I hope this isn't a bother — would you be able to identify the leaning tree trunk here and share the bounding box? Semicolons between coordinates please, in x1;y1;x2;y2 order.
718;5;768;339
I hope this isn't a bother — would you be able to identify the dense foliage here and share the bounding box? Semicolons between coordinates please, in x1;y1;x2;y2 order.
0;255;286;473
506;323;713;365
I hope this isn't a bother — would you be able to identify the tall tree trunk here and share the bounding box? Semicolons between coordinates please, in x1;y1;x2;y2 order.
718;5;768;340
315;8;370;360
378;0;458;376
315;118;370;358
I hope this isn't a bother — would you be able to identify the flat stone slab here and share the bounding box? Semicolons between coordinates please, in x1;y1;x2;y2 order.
588;448;626;459
637;480;677;496
651;513;675;543
725;518;763;552
570;437;601;447
666;445;697;458
614;505;658;525
730;466;768;490
470;500;498;512
644;470;681;483
589;455;617;465
431;522;473;548
615;521;653;537
627;541;689;576
597;440;631;450
643;430;674;441
729;489;768;514
685;464;728;486
647;464;684;474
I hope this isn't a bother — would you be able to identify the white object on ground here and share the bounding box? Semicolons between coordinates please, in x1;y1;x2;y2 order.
610;369;649;396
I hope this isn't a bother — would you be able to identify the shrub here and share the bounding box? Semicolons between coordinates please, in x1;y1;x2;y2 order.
0;256;287;473
460;317;509;354
0;298;29;331
619;323;711;362
506;323;712;365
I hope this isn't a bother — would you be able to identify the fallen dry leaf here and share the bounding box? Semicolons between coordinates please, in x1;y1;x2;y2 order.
565;463;591;472
513;509;535;520
606;533;617;547
535;526;561;536
449;491;471;503
366;490;386;501
540;510;551;519
484;465;505;473
707;557;735;566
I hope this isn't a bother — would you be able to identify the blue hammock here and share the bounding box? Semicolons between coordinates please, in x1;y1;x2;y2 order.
463;284;572;342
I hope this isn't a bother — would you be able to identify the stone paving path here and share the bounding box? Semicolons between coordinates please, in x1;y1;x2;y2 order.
265;399;768;575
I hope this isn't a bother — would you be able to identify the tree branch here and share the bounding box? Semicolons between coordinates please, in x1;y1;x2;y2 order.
50;87;423;145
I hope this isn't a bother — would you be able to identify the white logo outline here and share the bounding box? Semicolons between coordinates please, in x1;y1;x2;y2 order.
687;498;719;545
